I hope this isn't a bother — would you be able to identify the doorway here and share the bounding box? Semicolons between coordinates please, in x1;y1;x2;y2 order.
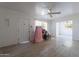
56;20;72;46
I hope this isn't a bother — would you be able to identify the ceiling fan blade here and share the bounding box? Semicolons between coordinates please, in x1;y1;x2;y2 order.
49;14;53;17
49;12;61;14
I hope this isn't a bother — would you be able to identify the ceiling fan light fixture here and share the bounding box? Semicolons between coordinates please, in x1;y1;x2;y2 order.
48;9;51;13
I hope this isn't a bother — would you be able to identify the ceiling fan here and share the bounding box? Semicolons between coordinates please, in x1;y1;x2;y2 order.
47;8;61;17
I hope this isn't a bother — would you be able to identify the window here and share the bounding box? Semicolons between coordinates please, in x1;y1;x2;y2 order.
35;20;47;30
65;20;72;29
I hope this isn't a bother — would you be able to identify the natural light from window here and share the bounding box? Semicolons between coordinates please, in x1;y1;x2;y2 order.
35;20;47;30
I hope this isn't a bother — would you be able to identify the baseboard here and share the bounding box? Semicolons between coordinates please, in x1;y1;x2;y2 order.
19;41;30;44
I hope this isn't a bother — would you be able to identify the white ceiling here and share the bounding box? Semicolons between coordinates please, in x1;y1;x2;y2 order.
0;2;57;11
0;2;76;20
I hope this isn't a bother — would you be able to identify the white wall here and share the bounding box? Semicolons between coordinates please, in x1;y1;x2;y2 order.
73;19;79;40
72;3;79;40
0;7;36;47
0;7;19;47
48;20;56;36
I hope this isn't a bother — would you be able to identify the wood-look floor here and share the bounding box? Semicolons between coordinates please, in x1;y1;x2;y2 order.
0;37;79;57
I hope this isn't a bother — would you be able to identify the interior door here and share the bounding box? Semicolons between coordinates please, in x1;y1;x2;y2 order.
18;19;29;44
